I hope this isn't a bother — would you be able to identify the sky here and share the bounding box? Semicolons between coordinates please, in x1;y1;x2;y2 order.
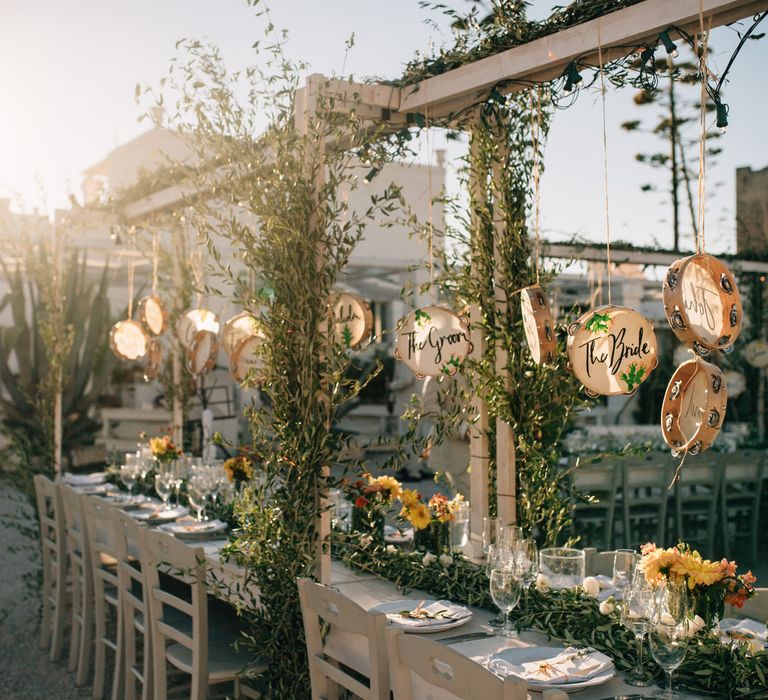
1;0;766;254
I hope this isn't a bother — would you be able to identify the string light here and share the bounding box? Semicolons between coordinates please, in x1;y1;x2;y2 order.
659;30;679;58
363;166;380;184
716;102;729;134
640;46;655;66
563;61;583;93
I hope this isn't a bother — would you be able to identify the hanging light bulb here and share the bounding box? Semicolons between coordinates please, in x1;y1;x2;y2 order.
640;46;656;66
363;166;380;184
716;102;729;134
659;31;679;58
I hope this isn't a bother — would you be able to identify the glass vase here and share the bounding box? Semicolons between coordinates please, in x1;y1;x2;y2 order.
413;521;451;553
351;506;385;543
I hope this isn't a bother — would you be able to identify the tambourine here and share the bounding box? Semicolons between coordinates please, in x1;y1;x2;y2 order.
229;334;264;385
331;292;373;349
186;330;218;376
521;285;557;365
394;305;472;378
143;340;163;382
566;305;658;397
221;312;261;355
138;295;168;336
661;358;727;456
663;253;742;356
109;319;149;361
177;308;220;348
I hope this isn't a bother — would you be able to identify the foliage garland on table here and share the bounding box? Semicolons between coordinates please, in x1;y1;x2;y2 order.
334;533;768;699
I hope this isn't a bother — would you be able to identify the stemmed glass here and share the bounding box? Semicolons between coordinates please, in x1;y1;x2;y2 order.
499;524;523;547
120;461;141;494
489;567;523;638
621;579;655;687
486;544;513;626
649;582;690;699
154;466;175;511
513;539;538;587
482;516;503;556
187;471;208;522
613;549;638;593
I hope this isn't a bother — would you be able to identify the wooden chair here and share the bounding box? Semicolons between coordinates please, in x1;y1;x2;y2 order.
82;495;123;700
720;449;766;562
297;577;389;700
33;474;68;660
59;483;95;686
570;457;621;550
584;548;621;577
139;528;259;700
726;588;768;623
622;456;672;549
673;455;721;558
385;628;526;700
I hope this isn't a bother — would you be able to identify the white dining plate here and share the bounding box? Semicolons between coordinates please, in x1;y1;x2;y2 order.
62;472;107;486
487;646;615;691
370;599;472;634
130;505;189;524
72;484;111;495
103;494;148;509
159;519;228;540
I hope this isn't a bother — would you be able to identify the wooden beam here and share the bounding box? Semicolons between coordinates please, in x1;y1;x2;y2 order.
397;0;768;116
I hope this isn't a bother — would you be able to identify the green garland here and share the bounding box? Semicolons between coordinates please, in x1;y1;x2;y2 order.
334;534;768;699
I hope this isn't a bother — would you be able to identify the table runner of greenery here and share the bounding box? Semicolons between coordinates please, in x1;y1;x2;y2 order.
333;534;768;699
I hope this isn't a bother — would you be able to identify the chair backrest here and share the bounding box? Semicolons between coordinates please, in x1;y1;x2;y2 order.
33;474;66;569
59;483;92;570
82;495;120;590
297;578;389;700
385;628;526;700
139;527;208;689
112;509;146;617
674;456;721;504
572;461;621;495
623;457;673;493
727;588;768;623
722;450;766;496
584;548;623;577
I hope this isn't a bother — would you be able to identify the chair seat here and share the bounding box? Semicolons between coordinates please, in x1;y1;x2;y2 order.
165;635;258;682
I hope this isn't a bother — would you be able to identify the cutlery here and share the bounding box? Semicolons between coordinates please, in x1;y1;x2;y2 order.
439;631;496;645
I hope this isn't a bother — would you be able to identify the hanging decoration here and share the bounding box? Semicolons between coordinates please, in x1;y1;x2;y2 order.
221;311;261;355
394;305;471;378
143;339;163;382
138;233;168;336
743;339;768;368
177;308;220;347
723;370;746;398
229;334;265;385
186;329;219;376
566;305;658;396
661;358;726;456
662;253;742;356
330;292;373;349
109;250;149;361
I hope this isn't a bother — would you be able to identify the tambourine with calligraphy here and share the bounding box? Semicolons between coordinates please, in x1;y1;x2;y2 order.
143;339;163;382
138;295;168;337
221;312;261;356
186;330;218;376
521;285;557;365
566;305;658;397
331;292;373;349
663;253;742;356
109;320;149;361
661;358;727;456
229;334;264;385
394;305;472;379
177;308;220;348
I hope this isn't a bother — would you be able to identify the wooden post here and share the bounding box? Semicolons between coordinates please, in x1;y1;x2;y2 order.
172;242;184;449
54;387;62;478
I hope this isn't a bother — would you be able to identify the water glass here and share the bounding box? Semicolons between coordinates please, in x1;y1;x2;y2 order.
499;524;523;547
513;539;538;586
489;568;523;637
187;474;208;521
485;544;514;577
613;549;638;592
649;623;688;699
482;516;503;556
450;502;470;552
154;467;175;509
539;547;585;589
621;582;655;687
120;462;140;493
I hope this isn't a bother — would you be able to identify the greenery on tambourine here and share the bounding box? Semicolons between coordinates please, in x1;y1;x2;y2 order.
341;324;353;348
620;362;646;393
584;311;612;334
414;308;432;326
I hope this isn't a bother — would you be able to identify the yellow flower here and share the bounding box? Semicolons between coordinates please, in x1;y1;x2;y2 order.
672;553;724;589
400;489;421;509
370;475;402;501
640;547;679;584
407;502;431;530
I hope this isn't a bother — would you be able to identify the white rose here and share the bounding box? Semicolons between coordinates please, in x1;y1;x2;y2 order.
439;553;453;567
691;615;706;632
386;545;397;554
536;573;551;593
582;576;600;598
598;599;615;615
660;612;677;626
359;534;372;548
422;553;437;566
748;638;763;654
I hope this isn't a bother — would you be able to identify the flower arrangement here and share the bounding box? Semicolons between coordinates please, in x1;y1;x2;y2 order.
148;434;181;463
639;542;757;626
398;490;464;553
223;455;254;485
345;473;402;510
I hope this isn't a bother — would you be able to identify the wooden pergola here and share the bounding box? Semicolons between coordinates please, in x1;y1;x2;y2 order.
292;0;768;581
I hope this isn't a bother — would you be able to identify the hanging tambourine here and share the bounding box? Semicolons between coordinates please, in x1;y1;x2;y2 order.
221;311;261;355
186;330;218;376
661;358;727;456
663;253;742;357
394;305;472;379
229;334;264;385
177;308;220;348
109;320;149;361
331;292;373;349
143;339;163;382
566;305;658;397
138;295;168;337
744;339;768;368
521;285;557;365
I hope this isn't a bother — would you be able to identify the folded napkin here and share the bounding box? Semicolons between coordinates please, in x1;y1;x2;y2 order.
490;646;613;685
387;600;471;628
720;618;768;641
62;472;106;485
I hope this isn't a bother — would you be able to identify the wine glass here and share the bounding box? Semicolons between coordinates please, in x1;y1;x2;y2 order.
499;524;523;547
649;623;688;698
513;539;538;587
120;462;140;494
187;474;207;521
621;581;655;687
486;544;514;626
154;467;174;510
613;549;638;593
482;516;502;556
489;568;523;638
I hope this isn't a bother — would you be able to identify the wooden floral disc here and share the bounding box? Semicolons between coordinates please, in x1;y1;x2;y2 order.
177;308;220;348
109;319;149;361
566;305;658;397
186;330;218;376
521;285;557;365
394;305;472;379
221;312;261;356
332;292;373;349
143;340;163;382
661;358;727;456
138;295;168;336
229;334;264;385
663;253;742;356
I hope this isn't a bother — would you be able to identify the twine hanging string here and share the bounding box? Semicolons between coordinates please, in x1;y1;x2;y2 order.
425;96;437;304
597;31;613;306
530;87;543;287
152;231;159;297
696;6;713;255
127;254;135;319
